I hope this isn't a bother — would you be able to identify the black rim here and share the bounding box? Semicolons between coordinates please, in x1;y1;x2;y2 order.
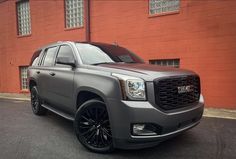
31;89;39;112
78;105;112;148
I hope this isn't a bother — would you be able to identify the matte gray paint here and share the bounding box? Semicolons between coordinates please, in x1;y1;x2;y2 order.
28;41;204;149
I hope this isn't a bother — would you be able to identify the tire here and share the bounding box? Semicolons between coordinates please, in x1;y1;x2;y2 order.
74;99;114;153
30;86;47;116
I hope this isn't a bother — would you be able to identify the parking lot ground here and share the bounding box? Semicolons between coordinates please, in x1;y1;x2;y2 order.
0;98;236;159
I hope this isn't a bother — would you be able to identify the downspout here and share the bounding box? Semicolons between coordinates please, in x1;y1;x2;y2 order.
85;0;91;42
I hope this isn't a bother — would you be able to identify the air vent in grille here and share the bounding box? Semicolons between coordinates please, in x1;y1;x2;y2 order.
154;75;200;110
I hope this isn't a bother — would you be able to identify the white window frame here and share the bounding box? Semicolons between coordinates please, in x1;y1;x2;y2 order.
65;0;84;29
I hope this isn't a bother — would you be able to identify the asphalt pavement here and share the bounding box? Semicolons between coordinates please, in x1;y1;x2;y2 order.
0;99;235;159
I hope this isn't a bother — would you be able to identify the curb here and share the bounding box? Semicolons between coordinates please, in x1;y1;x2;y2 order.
203;108;236;120
0;96;235;120
203;114;236;120
0;96;30;101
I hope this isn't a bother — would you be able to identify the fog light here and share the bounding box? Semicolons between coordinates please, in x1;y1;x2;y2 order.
132;124;158;136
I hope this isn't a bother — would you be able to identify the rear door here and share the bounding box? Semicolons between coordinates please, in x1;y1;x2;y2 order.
48;45;76;114
37;46;58;103
28;49;42;91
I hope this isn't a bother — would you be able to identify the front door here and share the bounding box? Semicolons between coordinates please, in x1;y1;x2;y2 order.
49;45;76;114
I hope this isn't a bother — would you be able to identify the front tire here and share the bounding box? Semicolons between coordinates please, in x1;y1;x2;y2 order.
74;99;114;153
30;86;47;116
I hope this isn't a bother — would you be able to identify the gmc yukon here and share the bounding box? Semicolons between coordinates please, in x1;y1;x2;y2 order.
28;41;204;153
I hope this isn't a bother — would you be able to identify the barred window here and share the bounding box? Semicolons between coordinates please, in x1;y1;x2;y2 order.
65;0;84;28
20;67;28;90
149;59;180;68
17;0;31;35
149;0;180;15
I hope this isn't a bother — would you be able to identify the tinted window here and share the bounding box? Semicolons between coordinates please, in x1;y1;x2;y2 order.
30;50;41;66
56;45;75;66
57;45;74;59
42;47;57;66
76;43;144;65
32;57;39;66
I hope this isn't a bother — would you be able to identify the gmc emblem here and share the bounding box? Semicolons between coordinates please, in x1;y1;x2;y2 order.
177;85;194;94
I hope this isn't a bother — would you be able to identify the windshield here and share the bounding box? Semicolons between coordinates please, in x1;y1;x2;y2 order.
76;43;144;65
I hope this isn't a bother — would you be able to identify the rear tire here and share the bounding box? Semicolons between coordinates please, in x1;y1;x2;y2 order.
74;99;114;153
30;86;47;116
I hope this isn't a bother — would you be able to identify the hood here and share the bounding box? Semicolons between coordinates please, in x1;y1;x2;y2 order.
87;63;197;81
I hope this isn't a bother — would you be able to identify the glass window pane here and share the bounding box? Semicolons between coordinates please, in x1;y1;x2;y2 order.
65;0;84;28
17;0;31;35
149;59;180;68
76;43;144;65
20;67;29;90
42;47;58;66
56;45;75;66
149;0;179;15
57;45;74;59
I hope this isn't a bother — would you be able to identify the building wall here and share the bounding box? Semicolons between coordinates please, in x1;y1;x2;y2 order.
90;0;236;109
0;0;236;109
0;0;86;92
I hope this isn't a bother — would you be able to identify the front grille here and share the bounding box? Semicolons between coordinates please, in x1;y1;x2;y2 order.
154;75;200;110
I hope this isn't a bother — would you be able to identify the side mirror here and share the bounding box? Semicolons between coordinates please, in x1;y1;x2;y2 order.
56;57;76;67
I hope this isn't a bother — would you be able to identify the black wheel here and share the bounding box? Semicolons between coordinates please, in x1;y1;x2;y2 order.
30;86;47;116
74;99;114;153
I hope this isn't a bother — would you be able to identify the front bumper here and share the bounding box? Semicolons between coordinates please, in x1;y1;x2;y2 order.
106;95;204;149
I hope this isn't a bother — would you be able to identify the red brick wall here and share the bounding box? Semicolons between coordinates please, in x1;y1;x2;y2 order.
90;0;236;109
0;0;86;92
0;0;236;109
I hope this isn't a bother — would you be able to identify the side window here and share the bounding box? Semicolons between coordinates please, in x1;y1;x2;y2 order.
42;47;58;66
32;57;39;66
56;45;75;66
30;50;41;66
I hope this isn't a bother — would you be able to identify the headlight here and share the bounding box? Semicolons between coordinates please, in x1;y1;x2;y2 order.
112;73;146;100
126;79;146;100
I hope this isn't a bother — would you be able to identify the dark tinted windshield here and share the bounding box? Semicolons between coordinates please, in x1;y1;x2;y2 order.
76;43;144;65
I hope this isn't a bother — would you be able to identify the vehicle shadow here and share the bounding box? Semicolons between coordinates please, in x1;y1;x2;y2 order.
45;110;198;158
112;133;195;158
46;110;74;132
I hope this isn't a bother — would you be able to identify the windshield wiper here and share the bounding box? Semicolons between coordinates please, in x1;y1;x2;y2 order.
126;61;137;63
92;61;138;65
91;62;115;65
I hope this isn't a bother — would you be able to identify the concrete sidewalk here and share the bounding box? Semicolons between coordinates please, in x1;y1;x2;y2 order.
0;93;235;120
0;93;30;101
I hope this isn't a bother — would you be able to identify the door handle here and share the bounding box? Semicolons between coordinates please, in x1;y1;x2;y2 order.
49;72;56;76
36;71;40;74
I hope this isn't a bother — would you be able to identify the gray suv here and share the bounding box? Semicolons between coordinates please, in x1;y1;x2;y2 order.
28;41;204;153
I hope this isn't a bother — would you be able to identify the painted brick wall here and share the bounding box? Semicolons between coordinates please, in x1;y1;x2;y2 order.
0;0;236;109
